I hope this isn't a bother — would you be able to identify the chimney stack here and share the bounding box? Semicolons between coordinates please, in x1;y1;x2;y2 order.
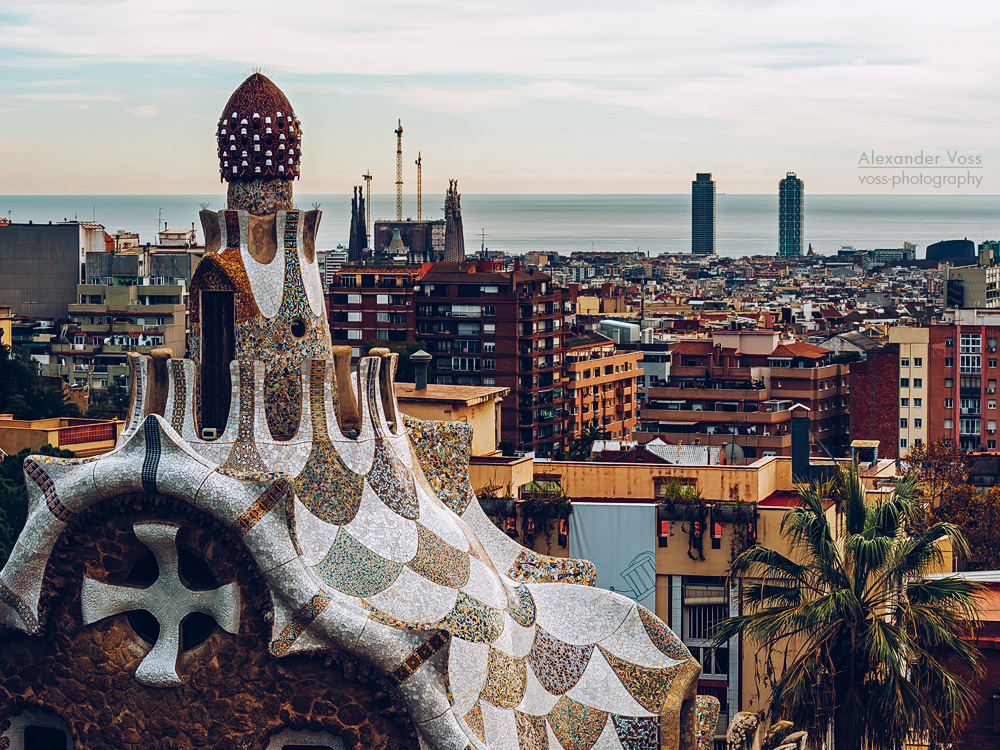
411;349;432;390
790;404;811;481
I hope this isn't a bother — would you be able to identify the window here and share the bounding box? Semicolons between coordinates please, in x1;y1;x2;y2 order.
960;355;981;374
900;358;910;367
484;323;496;334
685;603;728;641
377;330;389;340
990;420;998;431
914;357;923;367
914;418;922;428
483;359;496;370
351;347;362;358
961;333;982;353
347;311;361;322
347;293;361;305
900;418;908;428
900;398;909;407
914;398;922;407
482;305;496;316
484;377;496;386
347;330;361;340
945;418;954;429
991;399;998;410
961;418;982;435
946;337;954;347
991;359;997;369
913;378;923;388
900;438;908;449
945;357;954;367
945;379;954;388
376;294;389;305
377;312;389;323
900;378;909;388
484;342;496;353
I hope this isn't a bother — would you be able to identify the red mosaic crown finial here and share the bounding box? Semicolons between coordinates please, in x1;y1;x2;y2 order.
217;73;301;183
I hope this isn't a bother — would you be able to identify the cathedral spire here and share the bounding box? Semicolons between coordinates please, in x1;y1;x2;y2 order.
443;179;466;262
348;186;367;263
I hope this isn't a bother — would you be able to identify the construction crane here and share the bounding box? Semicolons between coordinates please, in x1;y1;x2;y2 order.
394;120;403;221
362;170;372;245
415;152;422;221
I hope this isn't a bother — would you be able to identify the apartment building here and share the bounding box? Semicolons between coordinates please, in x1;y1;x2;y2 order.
326;264;425;361
929;311;1000;451
563;331;643;442
636;330;851;458
414;260;573;457
43;249;190;390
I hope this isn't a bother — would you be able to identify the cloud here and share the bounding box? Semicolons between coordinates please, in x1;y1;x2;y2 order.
14;92;120;101
128;104;158;117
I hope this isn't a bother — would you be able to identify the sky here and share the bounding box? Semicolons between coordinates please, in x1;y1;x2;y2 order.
1;0;999;195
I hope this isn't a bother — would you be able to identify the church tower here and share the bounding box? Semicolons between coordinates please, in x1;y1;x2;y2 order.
442;179;466;262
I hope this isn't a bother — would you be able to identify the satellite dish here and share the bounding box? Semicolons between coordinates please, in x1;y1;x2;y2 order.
722;442;745;465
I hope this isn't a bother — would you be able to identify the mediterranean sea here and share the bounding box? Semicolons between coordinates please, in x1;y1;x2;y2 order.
2;194;999;259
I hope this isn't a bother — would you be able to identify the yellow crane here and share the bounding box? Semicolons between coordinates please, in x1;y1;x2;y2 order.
415;152;422;221
363;170;372;245
394;120;403;221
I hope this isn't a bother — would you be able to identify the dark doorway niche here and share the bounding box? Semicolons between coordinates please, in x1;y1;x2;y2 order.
200;290;235;432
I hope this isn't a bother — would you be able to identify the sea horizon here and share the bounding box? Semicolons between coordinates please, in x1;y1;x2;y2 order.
2;193;999;259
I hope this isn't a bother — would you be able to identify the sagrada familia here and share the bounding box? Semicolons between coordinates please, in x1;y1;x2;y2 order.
0;75;721;750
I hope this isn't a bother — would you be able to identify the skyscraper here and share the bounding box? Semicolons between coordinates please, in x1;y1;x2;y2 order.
779;172;804;257
691;172;716;255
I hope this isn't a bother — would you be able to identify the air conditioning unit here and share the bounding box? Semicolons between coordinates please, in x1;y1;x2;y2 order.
989;388;997;394
201;428;218;440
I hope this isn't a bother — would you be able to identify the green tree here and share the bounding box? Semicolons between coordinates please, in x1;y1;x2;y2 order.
904;438;971;509
0;444;76;565
0;330;39;414
567;422;607;461
9;385;82;420
714;467;983;750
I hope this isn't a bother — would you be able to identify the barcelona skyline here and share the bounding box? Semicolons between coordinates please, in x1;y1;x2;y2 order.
1;0;998;195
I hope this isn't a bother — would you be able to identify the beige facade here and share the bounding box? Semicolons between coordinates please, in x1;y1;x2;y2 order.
890;326;930;451
394;382;509;456
565;344;642;442
0;415;122;457
0;305;11;350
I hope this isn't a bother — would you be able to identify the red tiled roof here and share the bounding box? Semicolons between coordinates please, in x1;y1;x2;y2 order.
770;342;831;359
671;340;714;356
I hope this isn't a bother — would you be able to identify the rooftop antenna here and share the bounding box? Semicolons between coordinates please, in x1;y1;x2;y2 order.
394;120;403;221
481;228;486;259
363;171;372;246
415;152;422;221
158;208;162;234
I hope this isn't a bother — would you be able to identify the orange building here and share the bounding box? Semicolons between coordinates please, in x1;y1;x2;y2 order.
564;331;643;441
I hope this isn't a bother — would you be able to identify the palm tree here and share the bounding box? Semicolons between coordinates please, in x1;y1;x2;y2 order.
714;467;983;750
568;422;608;461
9;385;82;420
